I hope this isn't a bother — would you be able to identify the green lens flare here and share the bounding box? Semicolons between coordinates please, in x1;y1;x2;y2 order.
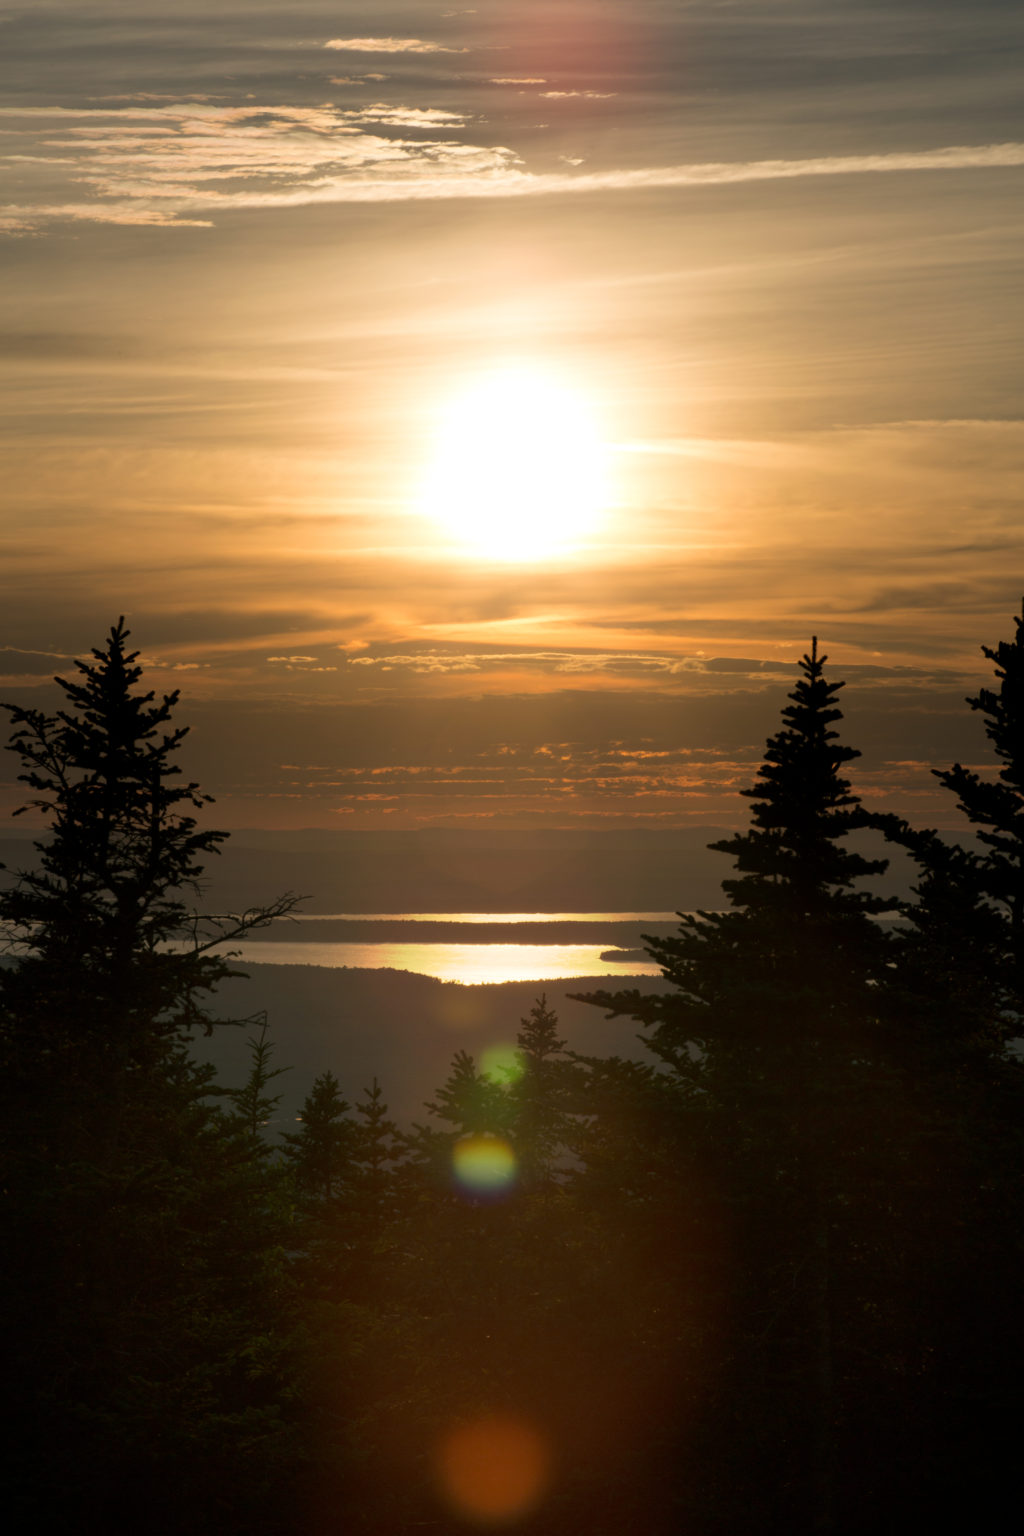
480;1044;522;1084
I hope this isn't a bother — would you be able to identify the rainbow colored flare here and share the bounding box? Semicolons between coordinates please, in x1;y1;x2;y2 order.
452;1133;518;1197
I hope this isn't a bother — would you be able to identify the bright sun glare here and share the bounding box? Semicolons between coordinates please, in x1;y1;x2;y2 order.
420;365;609;561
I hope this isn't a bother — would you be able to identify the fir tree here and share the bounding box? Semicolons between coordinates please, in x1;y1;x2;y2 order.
573;640;899;1535
863;608;1024;1526
423;1046;514;1138
511;993;572;1181
0;621;299;1531
282;1069;353;1204
576;639;895;1074
0;617;296;1080
350;1077;402;1222
228;1015;291;1145
934;599;1024;1010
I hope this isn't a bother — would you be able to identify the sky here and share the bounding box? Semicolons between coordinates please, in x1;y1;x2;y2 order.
2;1;1023;829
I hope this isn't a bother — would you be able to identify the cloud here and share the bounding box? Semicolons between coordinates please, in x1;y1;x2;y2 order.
540;91;617;99
337;104;470;129
323;38;468;55
0;102;519;232
4;106;1022;233
0;645;75;677
490;78;547;86
568;142;1024;192
344;648;800;681
266;654;337;672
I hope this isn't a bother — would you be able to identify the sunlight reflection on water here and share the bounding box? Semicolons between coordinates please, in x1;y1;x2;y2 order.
290;911;677;923
215;940;662;985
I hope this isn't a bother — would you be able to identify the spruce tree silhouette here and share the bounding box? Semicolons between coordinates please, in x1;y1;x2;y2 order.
283;1069;354;1205
0;616;296;1077
936;599;1024;1002
0;620;299;1533
575;638;894;1062
863;606;1024;1528
510;994;572;1183
573;640;898;1536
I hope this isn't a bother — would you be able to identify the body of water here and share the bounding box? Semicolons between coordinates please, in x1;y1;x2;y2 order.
218;911;673;983
288;911;679;924
1;911;672;985
221;939;664;985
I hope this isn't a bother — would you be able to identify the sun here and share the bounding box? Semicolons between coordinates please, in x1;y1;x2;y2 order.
420;364;609;561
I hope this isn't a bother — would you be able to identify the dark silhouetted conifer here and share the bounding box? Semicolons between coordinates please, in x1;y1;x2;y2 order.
865;607;1024;1526
0;621;298;1532
573;640;899;1535
510;993;572;1181
228;1014;291;1145
282;1068;353;1204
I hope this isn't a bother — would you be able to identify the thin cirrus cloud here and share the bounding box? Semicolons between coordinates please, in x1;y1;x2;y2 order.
2;102;1023;232
323;38;469;54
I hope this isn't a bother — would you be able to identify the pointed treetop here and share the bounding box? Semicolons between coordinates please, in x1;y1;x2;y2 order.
936;600;1024;823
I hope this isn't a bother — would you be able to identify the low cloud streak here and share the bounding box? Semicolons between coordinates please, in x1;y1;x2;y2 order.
3;104;1022;232
323;38;468;55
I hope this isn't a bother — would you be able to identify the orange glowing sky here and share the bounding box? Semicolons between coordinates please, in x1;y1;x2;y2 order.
2;1;1023;827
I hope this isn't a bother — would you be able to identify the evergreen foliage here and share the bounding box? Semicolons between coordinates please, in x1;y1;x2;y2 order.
228;1014;291;1144
0;619;295;1065
349;1077;402;1222
5;615;1024;1535
424;1044;514;1136
510;992;573;1180
572;640;904;1532
934;600;1024;1010
861;608;1024;1525
282;1069;353;1203
0;622;298;1531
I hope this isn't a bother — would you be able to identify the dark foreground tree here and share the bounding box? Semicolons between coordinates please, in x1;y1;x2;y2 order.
573;640;900;1534
934;599;1024;1012
866;607;1024;1525
282;1069;354;1205
0;621;299;1534
0;617;295;1062
509;993;574;1182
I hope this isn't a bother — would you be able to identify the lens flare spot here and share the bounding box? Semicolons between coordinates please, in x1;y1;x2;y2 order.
453;1133;517;1196
438;1414;550;1525
480;1044;522;1085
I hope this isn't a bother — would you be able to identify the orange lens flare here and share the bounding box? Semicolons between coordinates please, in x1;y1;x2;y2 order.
437;1414;550;1526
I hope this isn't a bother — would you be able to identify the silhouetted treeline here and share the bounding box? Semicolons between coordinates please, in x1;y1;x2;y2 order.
2;615;1023;1534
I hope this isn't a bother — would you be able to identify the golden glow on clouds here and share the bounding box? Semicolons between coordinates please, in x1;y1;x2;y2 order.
323;38;467;55
419;366;609;562
3;101;1023;232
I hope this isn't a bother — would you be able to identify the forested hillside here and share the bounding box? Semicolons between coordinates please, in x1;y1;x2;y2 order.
3;617;1022;1534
